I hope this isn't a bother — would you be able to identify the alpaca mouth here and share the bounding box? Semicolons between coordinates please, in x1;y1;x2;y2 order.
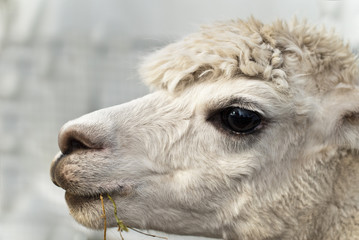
65;191;104;207
65;183;133;208
65;191;98;205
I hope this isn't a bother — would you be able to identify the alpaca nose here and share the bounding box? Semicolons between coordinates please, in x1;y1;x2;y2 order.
51;121;103;188
51;113;113;188
58;121;105;154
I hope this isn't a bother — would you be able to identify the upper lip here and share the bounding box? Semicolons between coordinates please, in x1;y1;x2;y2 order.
50;152;65;187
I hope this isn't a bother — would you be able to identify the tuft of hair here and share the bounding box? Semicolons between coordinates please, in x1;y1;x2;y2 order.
140;17;358;94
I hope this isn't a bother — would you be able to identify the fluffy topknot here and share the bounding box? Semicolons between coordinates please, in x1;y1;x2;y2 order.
140;17;358;94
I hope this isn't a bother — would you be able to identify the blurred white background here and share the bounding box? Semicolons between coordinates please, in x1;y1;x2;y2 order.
0;0;358;239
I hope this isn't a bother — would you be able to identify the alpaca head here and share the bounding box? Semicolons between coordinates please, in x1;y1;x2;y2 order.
50;18;359;239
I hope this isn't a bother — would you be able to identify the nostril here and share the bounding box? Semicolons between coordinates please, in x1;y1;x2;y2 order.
67;138;90;153
58;123;103;155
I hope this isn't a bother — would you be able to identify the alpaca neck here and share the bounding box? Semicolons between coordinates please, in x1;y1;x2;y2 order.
223;148;359;240
288;148;359;240
318;149;359;240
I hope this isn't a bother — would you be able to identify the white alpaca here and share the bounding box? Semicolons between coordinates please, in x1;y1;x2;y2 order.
50;18;359;240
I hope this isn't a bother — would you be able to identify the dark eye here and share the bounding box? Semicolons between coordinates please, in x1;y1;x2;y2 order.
221;108;261;134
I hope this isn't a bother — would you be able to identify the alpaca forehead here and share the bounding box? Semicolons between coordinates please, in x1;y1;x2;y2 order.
179;78;287;110
197;78;280;98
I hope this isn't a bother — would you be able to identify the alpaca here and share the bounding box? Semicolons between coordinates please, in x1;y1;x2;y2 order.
50;18;359;240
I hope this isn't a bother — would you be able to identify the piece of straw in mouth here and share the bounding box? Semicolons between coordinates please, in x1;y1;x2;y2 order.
100;194;107;240
101;193;168;240
107;194;129;232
